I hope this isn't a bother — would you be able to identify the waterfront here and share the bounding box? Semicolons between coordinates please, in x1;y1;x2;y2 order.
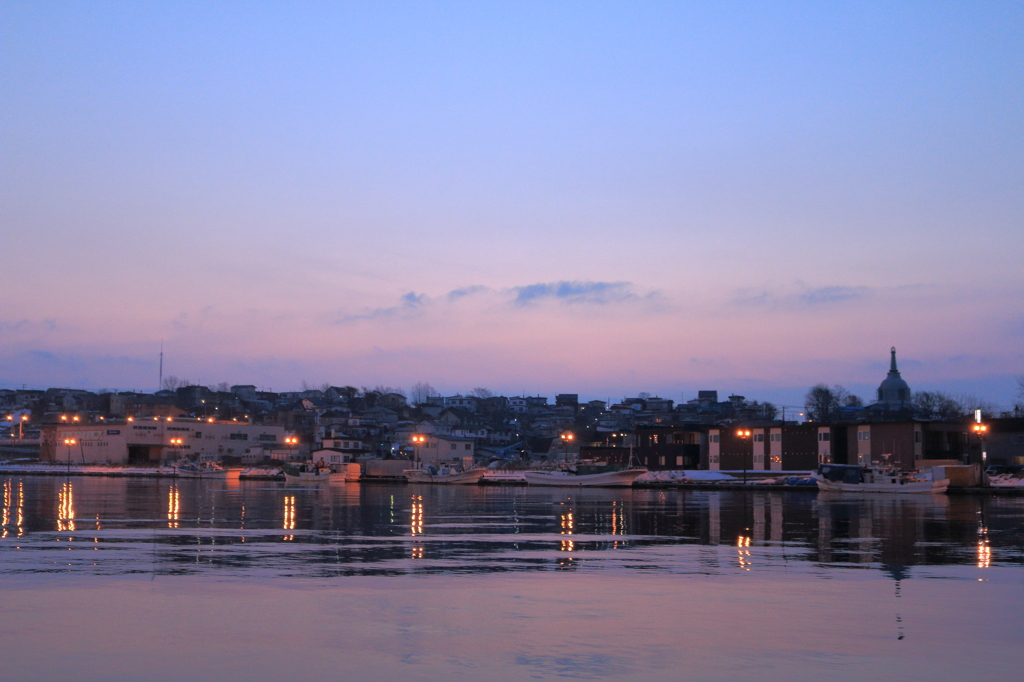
1;476;1022;681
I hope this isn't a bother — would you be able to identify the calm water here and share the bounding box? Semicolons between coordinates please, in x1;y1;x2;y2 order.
1;476;1022;681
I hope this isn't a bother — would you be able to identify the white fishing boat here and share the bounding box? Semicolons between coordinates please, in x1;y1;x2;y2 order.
282;462;331;483
480;470;528;484
523;466;646;487
405;465;486;484
813;464;949;494
239;467;285;480
160;461;228;479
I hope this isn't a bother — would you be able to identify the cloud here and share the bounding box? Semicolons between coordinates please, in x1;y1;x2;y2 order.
730;284;873;309
0;318;57;332
446;285;490;301
799;286;871;306
511;281;638;306
335;291;428;324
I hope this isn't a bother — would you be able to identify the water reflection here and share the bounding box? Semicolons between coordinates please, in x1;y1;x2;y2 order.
283;495;295;541
1;478;23;538
167;485;179;529
57;481;75;531
410;494;422;536
0;476;1021;578
736;535;751;571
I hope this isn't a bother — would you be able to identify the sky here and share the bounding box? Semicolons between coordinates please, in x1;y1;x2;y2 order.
2;1;1022;408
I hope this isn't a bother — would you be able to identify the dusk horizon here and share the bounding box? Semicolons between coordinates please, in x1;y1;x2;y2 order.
3;3;1022;410
3;5;1024;680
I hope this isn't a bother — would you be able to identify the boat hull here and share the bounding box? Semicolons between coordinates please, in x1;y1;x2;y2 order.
480;471;527;484
523;469;646;487
405;468;485;484
816;479;949;494
284;471;331;483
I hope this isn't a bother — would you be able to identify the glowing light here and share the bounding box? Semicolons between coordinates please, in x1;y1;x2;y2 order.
283;495;296;532
977;541;991;569
737;535;752;570
167;485;180;528
58;482;75;532
410;495;424;536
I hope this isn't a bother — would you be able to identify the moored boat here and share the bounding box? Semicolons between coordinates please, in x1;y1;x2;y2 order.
813;463;949;494
282;462;331;483
405;465;486;484
523;466;646;487
161;461;228;479
239;467;285;480
480;470;528;485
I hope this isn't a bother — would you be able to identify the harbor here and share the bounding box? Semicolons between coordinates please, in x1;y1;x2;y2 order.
1;473;1022;681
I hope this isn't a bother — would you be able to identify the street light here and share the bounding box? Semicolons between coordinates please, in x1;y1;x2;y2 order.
973;422;989;480
63;437;77;474
736;429;752;483
411;434;426;467
560;432;575;463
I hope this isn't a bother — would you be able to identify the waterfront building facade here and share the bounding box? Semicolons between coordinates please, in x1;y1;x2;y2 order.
39;419;291;465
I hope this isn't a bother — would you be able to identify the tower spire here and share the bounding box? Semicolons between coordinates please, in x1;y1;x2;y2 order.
890;346;898;374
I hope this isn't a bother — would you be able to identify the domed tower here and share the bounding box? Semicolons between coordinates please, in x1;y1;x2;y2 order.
876;347;912;410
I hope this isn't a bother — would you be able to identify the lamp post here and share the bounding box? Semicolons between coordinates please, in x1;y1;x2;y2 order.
972;421;989;486
411;434;426;468
736;428;752;484
169;437;184;463
284;435;299;462
560;432;575;463
63;437;77;475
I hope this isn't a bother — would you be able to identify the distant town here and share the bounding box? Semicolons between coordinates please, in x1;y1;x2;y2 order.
4;349;1024;473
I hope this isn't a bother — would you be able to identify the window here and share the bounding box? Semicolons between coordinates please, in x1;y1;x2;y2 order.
858;432;870;441
193;431;202;439
330;455;340;463
258;434;276;442
450;443;456;450
710;434;720;443
465;444;471;450
754;433;764;442
229;433;248;441
914;431;922;444
676;456;683;466
658;456;665;466
1010;435;1024;446
818;433;830;442
770;433;781;442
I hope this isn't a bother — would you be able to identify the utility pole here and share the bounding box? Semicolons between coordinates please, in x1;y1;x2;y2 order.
159;340;164;391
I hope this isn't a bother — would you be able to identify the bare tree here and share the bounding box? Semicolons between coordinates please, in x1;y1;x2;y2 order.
319;382;332;393
161;376;182;391
913;391;965;420
209;381;229;393
953;393;998;419
411;382;437;405
470;387;493;399
804;384;847;421
373;385;405;397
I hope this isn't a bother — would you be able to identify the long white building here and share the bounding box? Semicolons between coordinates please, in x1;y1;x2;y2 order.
40;418;292;464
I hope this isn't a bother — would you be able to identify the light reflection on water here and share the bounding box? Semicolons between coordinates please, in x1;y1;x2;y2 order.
1;476;1023;682
0;476;1021;578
